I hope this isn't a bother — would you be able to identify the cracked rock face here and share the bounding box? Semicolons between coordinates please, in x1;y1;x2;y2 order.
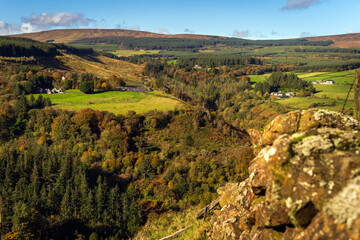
209;109;360;240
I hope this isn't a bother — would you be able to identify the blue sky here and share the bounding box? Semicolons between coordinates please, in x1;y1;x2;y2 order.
0;0;359;39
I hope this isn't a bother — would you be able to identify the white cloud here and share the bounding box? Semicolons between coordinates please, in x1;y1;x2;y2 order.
20;22;41;33
282;0;321;10
0;12;95;35
22;12;93;27
19;12;94;33
232;30;249;38
154;28;170;35
0;20;20;35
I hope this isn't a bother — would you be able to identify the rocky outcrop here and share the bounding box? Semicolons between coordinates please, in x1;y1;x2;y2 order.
209;109;360;239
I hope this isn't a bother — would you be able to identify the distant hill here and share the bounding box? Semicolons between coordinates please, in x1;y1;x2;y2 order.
10;29;219;43
304;33;360;48
9;29;360;48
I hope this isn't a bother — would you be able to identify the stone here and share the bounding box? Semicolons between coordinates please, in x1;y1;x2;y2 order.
210;109;360;240
247;128;263;146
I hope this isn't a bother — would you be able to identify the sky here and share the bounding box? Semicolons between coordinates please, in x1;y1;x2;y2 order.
0;0;359;39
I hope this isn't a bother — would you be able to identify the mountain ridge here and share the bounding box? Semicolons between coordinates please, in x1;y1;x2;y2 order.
302;33;360;48
8;29;360;48
8;28;221;43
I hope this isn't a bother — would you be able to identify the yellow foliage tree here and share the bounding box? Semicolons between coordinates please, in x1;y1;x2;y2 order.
25;71;33;80
52;72;61;81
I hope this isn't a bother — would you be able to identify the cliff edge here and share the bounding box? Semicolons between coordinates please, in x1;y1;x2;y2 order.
210;109;360;239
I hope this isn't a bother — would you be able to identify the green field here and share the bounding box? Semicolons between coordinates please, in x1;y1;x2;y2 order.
313;84;354;99
299;70;355;84
249;74;271;85
250;70;356;112
276;97;354;112
275;81;355;112
34;90;184;115
166;60;177;64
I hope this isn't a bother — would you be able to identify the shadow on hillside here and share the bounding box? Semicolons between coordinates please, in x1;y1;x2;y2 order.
80;54;105;64
38;57;70;70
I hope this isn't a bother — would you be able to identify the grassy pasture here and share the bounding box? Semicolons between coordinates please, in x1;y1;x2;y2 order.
250;70;356;112
249;74;271;85
276;97;354;112
296;72;325;78
313;84;354;99
250;70;355;85
275;83;355;112
299;70;355;84
166;60;177;64
34;90;184;115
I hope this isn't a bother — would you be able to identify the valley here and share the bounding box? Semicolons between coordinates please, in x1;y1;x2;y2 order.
0;28;359;240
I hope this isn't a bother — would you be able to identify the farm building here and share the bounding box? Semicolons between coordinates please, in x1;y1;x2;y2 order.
271;91;284;97
116;86;147;93
322;80;335;84
45;88;64;94
312;79;323;84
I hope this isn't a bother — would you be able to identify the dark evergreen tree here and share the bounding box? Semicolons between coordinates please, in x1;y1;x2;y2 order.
79;80;94;94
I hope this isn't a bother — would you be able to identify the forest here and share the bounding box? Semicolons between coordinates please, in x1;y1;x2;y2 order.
254;72;315;95
70;37;333;51
0;37;93;58
0;89;269;239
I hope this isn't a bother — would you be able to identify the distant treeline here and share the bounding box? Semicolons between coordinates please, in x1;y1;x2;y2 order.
295;59;360;71
71;37;333;51
177;55;263;67
0;37;94;57
292;47;360;54
255;72;314;95
0;37;58;57
53;43;94;55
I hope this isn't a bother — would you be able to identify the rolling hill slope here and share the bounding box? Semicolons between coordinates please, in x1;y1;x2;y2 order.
10;29;218;43
304;33;360;48
9;29;360;48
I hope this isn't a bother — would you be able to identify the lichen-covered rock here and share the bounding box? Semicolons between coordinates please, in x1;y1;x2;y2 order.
218;180;254;213
247;128;263;146
211;204;244;239
293;212;360;240
210;109;360;239
262;109;360;145
293;176;360;240
263;110;301;145
253;199;292;228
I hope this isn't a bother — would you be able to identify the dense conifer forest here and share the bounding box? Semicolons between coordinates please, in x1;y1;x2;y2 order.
0;37;93;58
70;37;333;51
